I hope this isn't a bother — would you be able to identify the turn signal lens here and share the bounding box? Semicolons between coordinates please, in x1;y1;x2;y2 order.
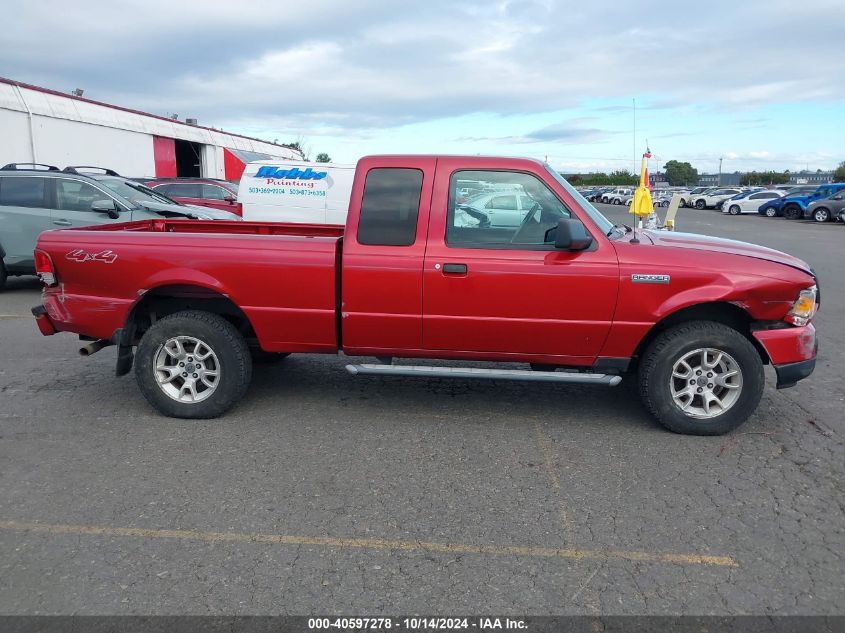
34;249;57;286
785;286;817;326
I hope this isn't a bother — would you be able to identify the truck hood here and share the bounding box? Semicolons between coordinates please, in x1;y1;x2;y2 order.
642;230;812;275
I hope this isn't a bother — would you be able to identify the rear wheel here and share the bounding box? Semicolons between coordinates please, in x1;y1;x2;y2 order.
0;259;6;291
728;205;741;215
135;310;252;418
679;199;687;208
812;208;830;223
638;321;764;435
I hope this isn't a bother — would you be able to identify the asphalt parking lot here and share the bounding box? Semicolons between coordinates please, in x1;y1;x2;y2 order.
0;206;842;615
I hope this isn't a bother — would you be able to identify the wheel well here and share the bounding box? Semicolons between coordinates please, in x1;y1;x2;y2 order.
125;285;256;345
629;302;767;370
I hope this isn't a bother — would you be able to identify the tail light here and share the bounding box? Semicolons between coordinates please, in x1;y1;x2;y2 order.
235;202;243;217
34;249;57;286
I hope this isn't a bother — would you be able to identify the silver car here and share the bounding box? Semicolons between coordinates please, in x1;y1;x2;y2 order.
0;164;240;288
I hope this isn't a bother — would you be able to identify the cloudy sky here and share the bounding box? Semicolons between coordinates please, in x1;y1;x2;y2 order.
3;0;844;174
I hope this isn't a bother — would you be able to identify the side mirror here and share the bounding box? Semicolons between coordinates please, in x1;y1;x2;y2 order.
224;195;237;203
554;218;593;251
91;199;120;219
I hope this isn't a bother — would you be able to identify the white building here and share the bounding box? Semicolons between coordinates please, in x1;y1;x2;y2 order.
0;77;301;180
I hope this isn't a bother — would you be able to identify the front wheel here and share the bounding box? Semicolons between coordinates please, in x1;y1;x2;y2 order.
695;199;706;209
783;205;802;220
765;207;777;218
0;259;6;291
728;205;741;215
812;208;830;223
135;310;252;418
638;321;764;435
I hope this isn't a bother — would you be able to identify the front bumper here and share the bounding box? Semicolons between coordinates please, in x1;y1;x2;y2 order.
774;358;816;389
752;323;817;389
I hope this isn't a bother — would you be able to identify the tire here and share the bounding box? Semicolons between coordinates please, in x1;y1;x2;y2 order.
0;259;6;291
134;310;252;418
679;199;687;208
638;321;764;435
695;199;706;209
783;205;802;220
728;205;741;215
812;208;830;223
764;207;777;218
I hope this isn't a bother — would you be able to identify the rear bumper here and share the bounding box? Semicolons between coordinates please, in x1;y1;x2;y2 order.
31;304;57;336
752;323;817;389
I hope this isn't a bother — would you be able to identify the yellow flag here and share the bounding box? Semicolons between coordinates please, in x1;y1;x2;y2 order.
629;151;653;218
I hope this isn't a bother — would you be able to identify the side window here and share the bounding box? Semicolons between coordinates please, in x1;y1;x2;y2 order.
357;168;423;246
201;184;228;200
0;176;48;208
447;170;571;248
56;180;108;212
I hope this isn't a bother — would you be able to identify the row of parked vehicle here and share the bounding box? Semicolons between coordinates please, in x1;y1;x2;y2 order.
579;183;845;223
0;163;242;289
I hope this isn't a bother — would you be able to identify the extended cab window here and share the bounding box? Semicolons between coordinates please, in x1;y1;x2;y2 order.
0;176;48;208
201;184;229;200
446;170;571;248
357;168;423;246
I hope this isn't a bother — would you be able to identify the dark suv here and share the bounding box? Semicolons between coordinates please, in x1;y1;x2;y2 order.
142;178;241;215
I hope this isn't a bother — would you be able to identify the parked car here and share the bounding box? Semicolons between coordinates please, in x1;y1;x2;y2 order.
757;186;819;217
722;190;784;215
781;183;845;220
678;187;714;207
458;190;538;227
804;190;845;223
691;188;742;209
0;163;239;288
144;178;242;216
32;154;818;436
603;188;634;204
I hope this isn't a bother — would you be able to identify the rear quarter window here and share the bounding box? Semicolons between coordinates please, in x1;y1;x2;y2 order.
357;168;423;246
0;176;49;208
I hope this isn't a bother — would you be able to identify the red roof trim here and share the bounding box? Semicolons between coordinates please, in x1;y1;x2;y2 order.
0;76;297;152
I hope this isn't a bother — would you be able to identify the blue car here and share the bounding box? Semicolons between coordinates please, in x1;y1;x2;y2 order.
757;185;819;217
781;183;845;220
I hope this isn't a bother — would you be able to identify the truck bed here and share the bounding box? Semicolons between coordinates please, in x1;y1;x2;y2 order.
37;219;344;353
69;218;345;238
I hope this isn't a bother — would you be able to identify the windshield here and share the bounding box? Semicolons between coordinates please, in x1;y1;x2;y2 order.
97;178;180;207
544;165;615;236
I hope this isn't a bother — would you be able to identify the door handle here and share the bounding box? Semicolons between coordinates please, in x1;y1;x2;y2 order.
442;263;467;275
53;219;72;226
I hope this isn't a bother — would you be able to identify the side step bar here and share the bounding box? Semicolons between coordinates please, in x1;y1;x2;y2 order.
345;364;622;386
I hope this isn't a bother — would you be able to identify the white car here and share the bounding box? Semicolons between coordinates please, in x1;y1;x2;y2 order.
721;190;784;215
678;187;714;207
691;188;742;209
602;188;633;204
459;190;536;227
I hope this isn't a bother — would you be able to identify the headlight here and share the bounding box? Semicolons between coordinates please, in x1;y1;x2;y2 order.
785;286;818;326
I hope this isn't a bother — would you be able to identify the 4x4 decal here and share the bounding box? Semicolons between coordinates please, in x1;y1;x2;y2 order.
66;249;118;264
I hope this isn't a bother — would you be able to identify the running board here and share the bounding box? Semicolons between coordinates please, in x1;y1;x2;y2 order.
345;364;622;386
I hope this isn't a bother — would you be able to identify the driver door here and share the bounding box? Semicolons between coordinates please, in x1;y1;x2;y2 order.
422;164;619;361
52;178;120;228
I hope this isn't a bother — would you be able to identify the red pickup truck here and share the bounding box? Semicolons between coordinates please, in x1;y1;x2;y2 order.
31;155;818;435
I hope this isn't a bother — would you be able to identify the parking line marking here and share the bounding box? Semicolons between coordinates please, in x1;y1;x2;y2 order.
0;315;30;319
0;519;737;567
534;421;577;545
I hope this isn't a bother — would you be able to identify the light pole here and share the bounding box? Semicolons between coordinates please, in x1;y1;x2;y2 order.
718;157;723;186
